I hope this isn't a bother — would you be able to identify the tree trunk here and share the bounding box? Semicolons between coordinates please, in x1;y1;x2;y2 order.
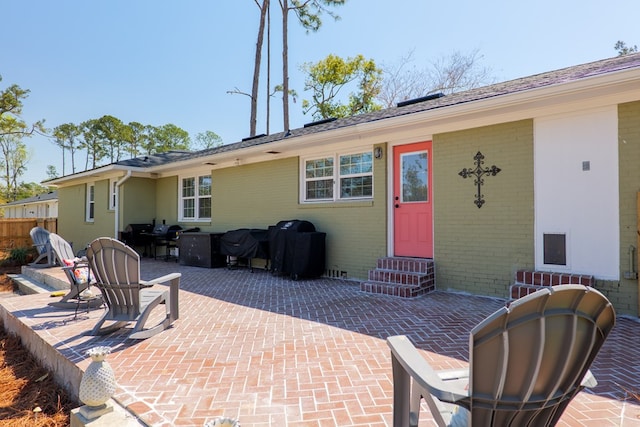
69;143;75;174
60;146;66;176
1;144;11;200
250;0;269;137
281;0;290;131
266;0;271;135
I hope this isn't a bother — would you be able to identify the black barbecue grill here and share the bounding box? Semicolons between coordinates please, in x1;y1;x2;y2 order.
120;223;182;259
148;224;183;260
121;223;154;255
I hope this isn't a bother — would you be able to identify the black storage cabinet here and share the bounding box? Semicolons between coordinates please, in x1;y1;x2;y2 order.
178;232;226;268
270;220;325;279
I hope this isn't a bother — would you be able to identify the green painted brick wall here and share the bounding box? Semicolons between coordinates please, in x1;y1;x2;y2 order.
58;180;114;250
57;177;158;250
121;177;157;227
210;150;388;279
607;100;640;316
433;120;534;298
58;185;87;246
57;151;387;280
212;158;299;231
154;176;178;226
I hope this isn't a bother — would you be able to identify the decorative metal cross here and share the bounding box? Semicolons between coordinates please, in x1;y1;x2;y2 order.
458;151;501;208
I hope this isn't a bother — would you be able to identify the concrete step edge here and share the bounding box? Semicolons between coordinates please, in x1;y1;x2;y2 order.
8;274;57;295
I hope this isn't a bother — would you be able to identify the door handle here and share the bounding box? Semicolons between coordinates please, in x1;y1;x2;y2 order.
395;204;399;208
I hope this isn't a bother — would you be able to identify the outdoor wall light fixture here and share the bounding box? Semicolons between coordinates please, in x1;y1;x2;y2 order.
374;147;383;159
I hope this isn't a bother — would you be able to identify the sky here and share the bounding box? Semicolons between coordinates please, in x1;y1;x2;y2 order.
2;0;638;184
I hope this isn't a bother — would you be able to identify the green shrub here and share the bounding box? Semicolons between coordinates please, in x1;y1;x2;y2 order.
9;247;31;265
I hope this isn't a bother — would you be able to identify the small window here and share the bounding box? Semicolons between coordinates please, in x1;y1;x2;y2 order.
543;233;566;265
179;174;211;221
401;151;428;202
303;150;373;202
86;183;95;222
108;178;117;210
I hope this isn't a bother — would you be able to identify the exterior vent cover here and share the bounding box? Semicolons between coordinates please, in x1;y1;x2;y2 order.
303;117;337;128
241;133;267;142
397;92;445;108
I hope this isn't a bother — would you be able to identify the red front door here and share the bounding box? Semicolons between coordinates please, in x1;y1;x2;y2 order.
393;142;433;258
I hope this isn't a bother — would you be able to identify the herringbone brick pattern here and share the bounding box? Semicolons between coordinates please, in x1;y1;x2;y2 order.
1;260;639;426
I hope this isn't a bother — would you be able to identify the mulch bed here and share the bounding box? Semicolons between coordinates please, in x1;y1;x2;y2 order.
0;266;20;292
0;267;77;426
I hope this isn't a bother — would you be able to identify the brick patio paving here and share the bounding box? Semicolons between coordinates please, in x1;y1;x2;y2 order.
1;259;639;426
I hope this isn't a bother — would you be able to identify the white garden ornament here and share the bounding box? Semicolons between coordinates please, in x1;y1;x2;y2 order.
204;416;240;427
78;346;116;418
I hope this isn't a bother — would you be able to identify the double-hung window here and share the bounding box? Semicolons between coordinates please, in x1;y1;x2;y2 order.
86;183;95;222
179;174;211;221
303;150;373;202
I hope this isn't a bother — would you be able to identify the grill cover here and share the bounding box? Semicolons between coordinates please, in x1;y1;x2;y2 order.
220;229;270;259
269;220;318;276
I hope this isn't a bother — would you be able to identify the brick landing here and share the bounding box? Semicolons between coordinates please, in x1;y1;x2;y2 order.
510;270;595;300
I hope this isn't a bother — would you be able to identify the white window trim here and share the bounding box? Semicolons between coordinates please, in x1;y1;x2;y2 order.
178;174;212;222
300;149;374;203
108;178;117;210
86;183;95;222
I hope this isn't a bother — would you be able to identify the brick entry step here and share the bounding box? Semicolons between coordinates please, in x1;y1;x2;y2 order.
360;257;435;298
510;270;594;300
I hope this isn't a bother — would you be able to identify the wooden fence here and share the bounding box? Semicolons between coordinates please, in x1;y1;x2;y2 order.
0;218;57;250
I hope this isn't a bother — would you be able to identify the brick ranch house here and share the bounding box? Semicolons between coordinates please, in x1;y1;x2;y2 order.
47;53;640;317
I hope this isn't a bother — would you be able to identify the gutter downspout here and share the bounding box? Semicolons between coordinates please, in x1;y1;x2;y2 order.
114;171;132;239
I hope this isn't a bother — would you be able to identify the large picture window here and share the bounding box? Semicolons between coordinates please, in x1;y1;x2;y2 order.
179;174;211;221
303;151;373;202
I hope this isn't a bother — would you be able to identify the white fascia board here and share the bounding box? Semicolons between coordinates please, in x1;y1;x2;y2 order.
361;69;640;139
151;128;367;176
46;165;154;186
